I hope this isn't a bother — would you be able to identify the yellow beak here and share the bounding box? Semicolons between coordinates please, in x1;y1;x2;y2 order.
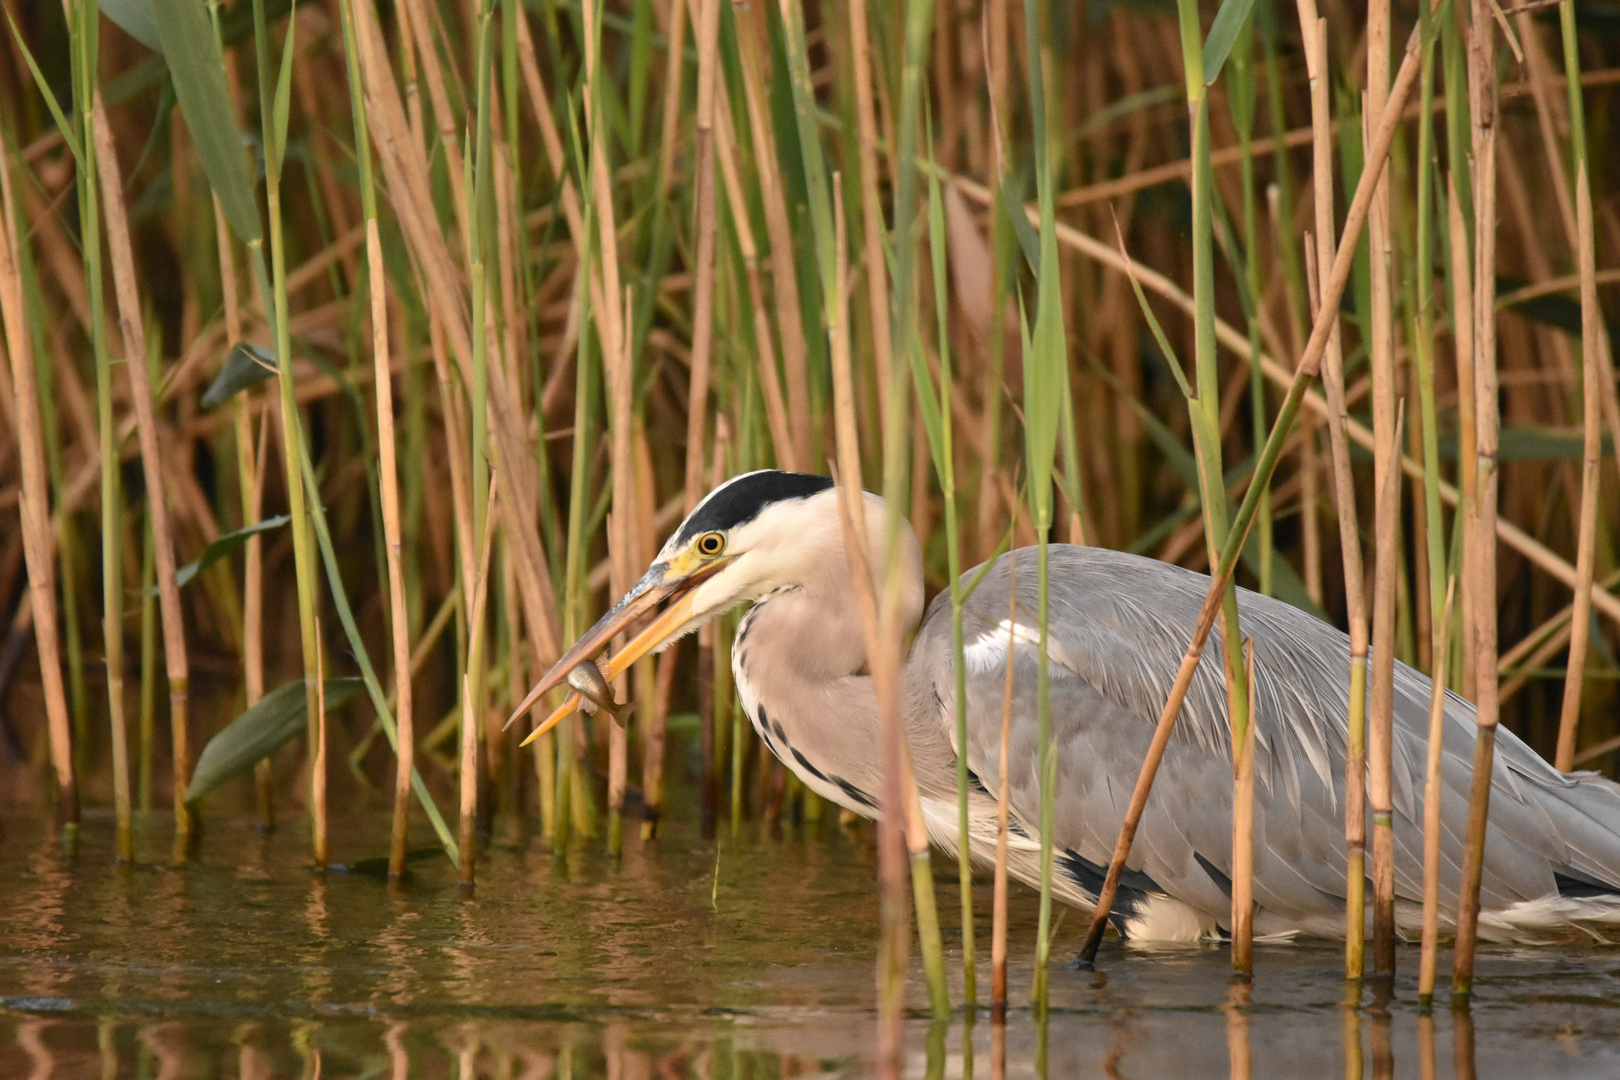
508;558;730;747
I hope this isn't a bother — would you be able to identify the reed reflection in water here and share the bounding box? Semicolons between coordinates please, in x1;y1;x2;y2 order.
0;810;1612;1078
5;997;1492;1079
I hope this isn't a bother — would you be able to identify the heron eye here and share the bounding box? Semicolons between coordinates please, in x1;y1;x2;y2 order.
697;532;726;557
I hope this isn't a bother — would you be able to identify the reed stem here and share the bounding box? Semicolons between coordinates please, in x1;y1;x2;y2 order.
990;563;1017;1011
1418;578;1456;1003
1295;0;1368;978
1365;0;1400;982
686;0;722;837
927;138;976;1009
0;129;78;842
92;95;195;854
1453;0;1501;1000
1552;0;1609;772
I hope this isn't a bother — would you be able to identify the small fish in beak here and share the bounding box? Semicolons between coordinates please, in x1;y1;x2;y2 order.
566;659;634;730
509;555;734;746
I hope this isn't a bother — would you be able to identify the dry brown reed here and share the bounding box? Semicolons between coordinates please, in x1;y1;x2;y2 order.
1454;0;1504;997
0;131;76;837
1366;0;1400;983
91;94;194;852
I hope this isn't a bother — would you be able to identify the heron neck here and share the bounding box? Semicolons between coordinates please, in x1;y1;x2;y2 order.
729;578;886;813
732;570;959;817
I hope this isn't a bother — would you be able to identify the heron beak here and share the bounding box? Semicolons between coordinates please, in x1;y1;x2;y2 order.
508;556;731;746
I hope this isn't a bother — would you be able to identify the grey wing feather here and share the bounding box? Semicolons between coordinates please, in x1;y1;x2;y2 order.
912;545;1620;932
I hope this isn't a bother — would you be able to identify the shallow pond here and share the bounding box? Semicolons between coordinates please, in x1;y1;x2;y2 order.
3;797;1620;1078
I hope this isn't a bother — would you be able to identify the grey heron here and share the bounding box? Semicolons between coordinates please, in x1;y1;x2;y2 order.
511;470;1620;943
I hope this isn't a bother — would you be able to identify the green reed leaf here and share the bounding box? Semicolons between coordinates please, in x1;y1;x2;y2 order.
152;0;262;244
168;515;290;592
1019;0;1066;533
1202;0;1258;85
909;336;946;475
201;342;278;408
999;176;1040;275
909;140;947;475
5;12;82;166
186;678;363;806
102;0;163;51
776;0;837;305
333;847;442;877
269;2;297;178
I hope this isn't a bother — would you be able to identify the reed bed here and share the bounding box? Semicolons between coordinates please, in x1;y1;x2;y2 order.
0;0;1618;1023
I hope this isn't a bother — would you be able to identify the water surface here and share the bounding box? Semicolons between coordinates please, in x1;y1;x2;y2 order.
3;803;1619;1078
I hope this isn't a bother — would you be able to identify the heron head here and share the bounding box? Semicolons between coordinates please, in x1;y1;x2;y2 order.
510;470;878;742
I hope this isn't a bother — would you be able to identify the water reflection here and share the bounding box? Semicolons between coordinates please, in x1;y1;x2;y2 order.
1454;1003;1478;1080
0;810;1613;1077
1225;979;1251;1080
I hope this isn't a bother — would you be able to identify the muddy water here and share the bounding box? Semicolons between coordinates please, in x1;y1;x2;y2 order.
3;802;1620;1078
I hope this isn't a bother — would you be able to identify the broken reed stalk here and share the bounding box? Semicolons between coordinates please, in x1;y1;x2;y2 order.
1080;25;1429;962
1418;578;1457;1005
1553;0;1608;772
1295;0;1369;980
0;133;78;840
92;95;195;853
1454;0;1501;1000
1366;0;1399;982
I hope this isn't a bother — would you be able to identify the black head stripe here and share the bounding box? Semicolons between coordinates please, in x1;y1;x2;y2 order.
674;471;834;544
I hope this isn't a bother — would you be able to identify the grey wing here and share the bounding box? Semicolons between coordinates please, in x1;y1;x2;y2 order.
912;545;1620;935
